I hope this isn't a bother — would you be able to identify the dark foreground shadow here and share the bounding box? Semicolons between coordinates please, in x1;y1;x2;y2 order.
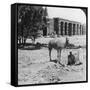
19;46;41;50
75;62;83;66
50;59;58;63
50;59;83;67
18;42;48;50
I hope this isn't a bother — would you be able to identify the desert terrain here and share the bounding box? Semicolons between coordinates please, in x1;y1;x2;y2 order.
18;35;86;85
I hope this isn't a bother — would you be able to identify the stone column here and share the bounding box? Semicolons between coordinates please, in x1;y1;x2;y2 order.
58;21;61;35
80;25;82;35
67;22;69;35
75;24;77;35
68;23;70;36
68;23;72;36
61;21;63;35
82;25;86;35
77;24;79;35
82;26;83;35
71;23;73;35
78;24;81;35
54;18;59;35
65;22;68;35
63;22;65;35
73;24;75;35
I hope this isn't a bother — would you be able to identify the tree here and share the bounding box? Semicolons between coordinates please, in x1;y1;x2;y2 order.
18;5;45;45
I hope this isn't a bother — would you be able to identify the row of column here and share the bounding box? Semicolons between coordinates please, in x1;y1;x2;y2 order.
54;21;85;36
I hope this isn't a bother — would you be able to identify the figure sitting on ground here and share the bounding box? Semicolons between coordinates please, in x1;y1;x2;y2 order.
67;52;76;65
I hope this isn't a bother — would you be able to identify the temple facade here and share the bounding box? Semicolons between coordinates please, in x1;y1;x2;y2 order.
41;7;86;36
43;18;86;36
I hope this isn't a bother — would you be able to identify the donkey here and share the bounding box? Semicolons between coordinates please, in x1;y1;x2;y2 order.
48;37;68;66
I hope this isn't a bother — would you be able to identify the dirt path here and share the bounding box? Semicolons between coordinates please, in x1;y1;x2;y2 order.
18;47;86;85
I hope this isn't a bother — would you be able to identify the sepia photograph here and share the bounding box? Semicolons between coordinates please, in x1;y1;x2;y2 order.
17;4;87;85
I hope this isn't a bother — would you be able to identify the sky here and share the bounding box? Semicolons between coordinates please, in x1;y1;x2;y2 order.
47;7;86;24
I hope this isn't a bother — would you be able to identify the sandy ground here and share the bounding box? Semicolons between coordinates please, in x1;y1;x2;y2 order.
18;35;86;85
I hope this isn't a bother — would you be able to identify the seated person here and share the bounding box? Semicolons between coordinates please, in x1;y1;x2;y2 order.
67;52;75;65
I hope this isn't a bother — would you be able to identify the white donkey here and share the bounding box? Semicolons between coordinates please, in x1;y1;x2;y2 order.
48;37;67;66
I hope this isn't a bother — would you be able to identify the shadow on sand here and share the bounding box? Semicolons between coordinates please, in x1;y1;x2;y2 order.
18;42;48;50
50;59;58;63
50;59;83;67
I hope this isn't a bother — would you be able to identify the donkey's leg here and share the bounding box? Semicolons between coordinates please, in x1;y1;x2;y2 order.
57;49;61;62
57;49;59;62
59;49;61;62
49;48;52;61
58;49;65;67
